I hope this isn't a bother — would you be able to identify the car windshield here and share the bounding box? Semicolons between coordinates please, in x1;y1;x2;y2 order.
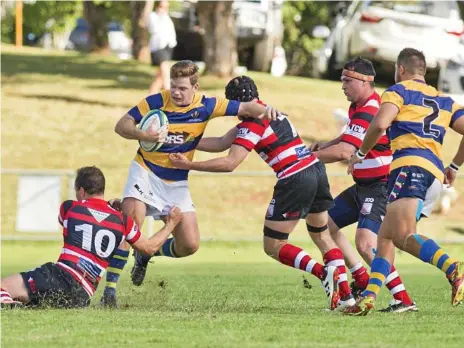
369;1;460;19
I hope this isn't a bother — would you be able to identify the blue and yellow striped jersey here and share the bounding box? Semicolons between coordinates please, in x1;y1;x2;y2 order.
128;90;240;181
381;79;464;182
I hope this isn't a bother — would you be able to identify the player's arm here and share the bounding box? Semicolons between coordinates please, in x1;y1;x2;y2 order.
451;136;464;166
350;85;403;165
115;93;166;142
210;97;278;121
317;109;375;163
445;112;464;185
358;103;397;155
196;127;238;153
115;114;153;141
238;102;278;121
450;113;464;165
312;135;343;151
129;207;182;256
314;141;357;163
170;144;249;172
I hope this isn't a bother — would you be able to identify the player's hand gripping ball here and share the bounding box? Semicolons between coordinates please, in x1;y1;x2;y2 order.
138;109;169;152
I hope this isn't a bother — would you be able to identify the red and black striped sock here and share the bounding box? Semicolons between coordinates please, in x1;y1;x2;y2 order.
323;248;351;298
278;244;325;280
0;288;13;303
350;261;370;289
385;266;413;305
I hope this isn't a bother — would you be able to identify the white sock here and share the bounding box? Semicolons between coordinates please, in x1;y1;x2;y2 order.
349;261;363;274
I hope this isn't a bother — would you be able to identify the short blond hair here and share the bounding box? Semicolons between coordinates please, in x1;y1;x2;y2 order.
170;60;199;85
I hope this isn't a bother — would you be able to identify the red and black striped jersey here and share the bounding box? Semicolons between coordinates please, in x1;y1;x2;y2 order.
233;104;318;179
57;198;141;296
341;92;392;183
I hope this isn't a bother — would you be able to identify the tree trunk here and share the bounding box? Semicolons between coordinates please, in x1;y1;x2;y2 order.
131;0;153;62
83;1;108;52
196;1;237;77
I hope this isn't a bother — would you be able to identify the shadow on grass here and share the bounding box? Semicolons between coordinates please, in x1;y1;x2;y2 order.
1;51;230;92
1;52;147;79
6;93;133;109
448;227;464;236
2;51;153;89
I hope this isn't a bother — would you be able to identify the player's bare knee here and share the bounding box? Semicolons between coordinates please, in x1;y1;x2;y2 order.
263;227;288;259
386;224;410;251
121;198;135;212
263;241;284;259
329;225;341;239
393;233;414;251
355;239;374;261
391;236;403;250
328;217;340;234
306;211;328;229
307;216;329;236
175;240;199;257
121;198;145;225
308;228;330;244
263;242;277;258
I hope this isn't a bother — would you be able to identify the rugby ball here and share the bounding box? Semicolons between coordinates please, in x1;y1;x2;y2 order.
138;109;169;152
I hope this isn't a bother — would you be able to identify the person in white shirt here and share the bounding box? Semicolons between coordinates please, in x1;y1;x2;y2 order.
147;1;177;94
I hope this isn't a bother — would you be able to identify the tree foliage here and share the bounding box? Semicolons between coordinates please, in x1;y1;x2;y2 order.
1;1;80;44
83;1;134;51
196;1;237;77
282;1;337;76
1;0;133;50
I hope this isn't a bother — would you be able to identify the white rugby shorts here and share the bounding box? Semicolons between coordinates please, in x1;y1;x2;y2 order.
421;178;442;217
122;161;195;219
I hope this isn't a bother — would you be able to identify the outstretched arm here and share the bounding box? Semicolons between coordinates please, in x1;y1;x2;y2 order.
314;141;357;163
315;135;343;150
131;207;182;256
238;102;278;121
451;135;464;167
170;144;249;172
197;127;238;153
359;103;397;154
445;117;464;185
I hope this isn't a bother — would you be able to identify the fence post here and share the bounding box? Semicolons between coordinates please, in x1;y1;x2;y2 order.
67;173;75;200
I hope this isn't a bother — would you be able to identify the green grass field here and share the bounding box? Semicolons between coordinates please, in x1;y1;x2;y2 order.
2;241;464;348
2;45;464;347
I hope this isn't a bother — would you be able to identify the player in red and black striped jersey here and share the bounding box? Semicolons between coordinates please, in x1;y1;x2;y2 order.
0;166;182;309
170;76;357;310
312;57;416;313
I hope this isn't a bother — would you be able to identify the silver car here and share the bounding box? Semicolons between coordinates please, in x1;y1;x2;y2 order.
312;1;463;81
438;38;464;94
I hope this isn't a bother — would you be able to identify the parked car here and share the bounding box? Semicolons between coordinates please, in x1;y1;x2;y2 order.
169;0;284;72
438;39;464;95
65;18;132;60
312;0;464;83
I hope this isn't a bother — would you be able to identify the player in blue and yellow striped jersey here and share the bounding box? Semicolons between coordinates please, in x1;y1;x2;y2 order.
345;48;464;315
100;60;279;306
